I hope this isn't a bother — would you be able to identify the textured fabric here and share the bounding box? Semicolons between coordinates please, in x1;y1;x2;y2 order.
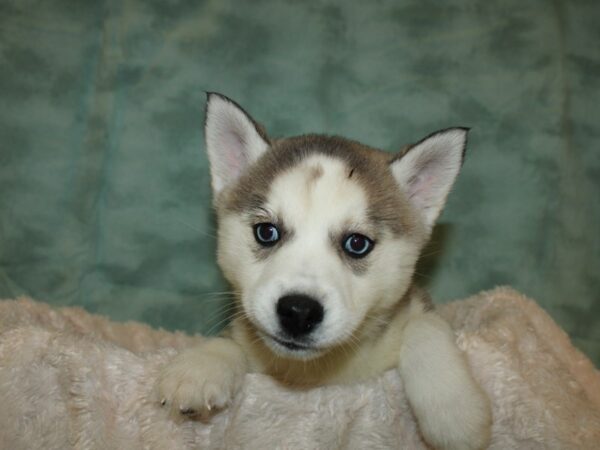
1;288;599;449
0;1;598;365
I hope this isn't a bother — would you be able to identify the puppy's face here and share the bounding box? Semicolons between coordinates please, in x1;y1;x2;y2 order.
217;150;423;359
204;94;466;360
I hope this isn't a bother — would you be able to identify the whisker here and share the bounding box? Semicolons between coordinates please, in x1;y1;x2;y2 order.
200;290;238;296
198;296;237;304
202;304;239;326
174;218;219;239
204;309;247;335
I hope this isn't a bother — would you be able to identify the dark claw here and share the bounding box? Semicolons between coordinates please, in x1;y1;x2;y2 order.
180;407;197;416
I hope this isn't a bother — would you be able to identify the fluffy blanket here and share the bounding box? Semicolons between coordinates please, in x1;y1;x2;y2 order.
0;287;598;450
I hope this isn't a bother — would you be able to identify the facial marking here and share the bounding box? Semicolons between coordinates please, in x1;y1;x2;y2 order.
267;156;372;263
220;134;419;239
215;135;426;356
330;231;371;275
305;164;324;188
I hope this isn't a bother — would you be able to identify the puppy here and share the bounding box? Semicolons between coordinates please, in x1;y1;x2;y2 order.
158;93;492;450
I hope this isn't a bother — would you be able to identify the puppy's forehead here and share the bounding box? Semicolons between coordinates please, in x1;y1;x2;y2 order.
268;155;368;226
220;134;417;235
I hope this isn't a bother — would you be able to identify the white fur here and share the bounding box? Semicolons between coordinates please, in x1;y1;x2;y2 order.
399;312;491;450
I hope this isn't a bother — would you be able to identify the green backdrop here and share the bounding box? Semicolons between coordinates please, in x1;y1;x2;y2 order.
1;0;598;366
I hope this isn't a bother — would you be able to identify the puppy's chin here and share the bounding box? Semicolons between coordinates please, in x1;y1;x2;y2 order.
258;331;325;361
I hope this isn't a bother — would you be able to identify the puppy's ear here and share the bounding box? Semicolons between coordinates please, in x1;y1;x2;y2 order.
390;128;468;231
205;93;270;194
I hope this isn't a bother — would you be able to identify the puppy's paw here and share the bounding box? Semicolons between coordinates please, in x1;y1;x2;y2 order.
417;386;492;450
157;338;247;420
399;312;492;450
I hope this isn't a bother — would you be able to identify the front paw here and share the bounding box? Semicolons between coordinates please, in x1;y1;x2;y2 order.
157;338;247;420
399;313;492;449
417;388;491;450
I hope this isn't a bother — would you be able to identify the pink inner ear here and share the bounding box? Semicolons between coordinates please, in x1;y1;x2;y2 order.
222;131;248;181
408;168;435;205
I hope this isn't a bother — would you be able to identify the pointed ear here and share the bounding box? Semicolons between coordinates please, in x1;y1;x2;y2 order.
204;92;270;194
390;128;468;230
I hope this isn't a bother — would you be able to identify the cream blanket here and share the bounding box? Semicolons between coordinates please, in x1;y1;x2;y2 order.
0;287;599;449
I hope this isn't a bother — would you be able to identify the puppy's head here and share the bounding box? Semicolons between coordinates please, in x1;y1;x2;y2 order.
204;93;466;360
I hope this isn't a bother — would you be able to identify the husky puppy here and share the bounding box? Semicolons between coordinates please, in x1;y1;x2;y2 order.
158;93;492;450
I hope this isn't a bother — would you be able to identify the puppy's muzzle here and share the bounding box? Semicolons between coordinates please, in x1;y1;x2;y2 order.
277;294;324;338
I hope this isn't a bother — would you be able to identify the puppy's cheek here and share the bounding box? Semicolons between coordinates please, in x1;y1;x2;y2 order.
238;269;280;333
219;244;261;295
319;281;367;345
336;264;395;338
348;287;373;330
216;214;258;285
369;241;419;305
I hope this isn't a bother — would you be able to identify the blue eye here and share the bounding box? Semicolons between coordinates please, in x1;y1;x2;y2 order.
254;223;280;246
343;233;374;258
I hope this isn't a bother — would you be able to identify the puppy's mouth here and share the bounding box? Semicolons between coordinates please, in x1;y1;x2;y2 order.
271;335;312;351
259;331;322;358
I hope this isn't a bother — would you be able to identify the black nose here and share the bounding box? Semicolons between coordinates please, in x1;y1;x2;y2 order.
277;294;324;338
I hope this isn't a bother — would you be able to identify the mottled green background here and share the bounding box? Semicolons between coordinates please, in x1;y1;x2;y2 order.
0;0;598;366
